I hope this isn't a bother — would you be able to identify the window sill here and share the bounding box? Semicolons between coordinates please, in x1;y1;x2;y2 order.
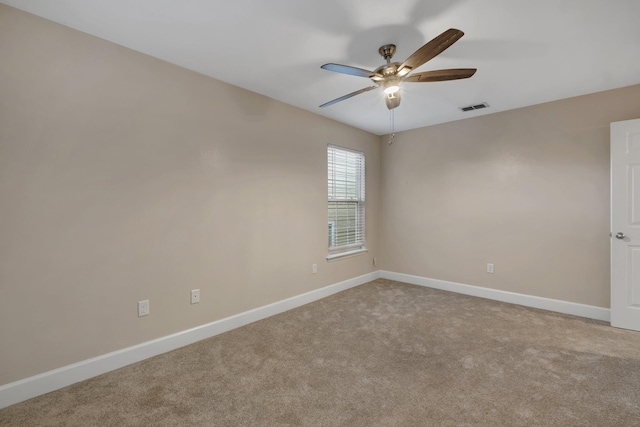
326;248;368;262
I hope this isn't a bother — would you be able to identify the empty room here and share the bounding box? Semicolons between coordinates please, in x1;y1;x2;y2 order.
1;0;640;425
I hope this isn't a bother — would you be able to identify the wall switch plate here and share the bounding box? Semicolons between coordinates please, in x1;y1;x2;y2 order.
487;263;494;274
138;300;150;317
373;257;377;267
191;289;200;304
312;264;317;274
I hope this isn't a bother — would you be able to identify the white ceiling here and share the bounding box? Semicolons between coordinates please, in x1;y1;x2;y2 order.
3;0;640;135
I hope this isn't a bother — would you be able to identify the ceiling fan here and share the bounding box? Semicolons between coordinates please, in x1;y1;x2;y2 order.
319;28;476;110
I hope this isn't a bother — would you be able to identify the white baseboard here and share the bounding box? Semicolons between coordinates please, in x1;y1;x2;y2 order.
380;270;611;322
0;271;380;409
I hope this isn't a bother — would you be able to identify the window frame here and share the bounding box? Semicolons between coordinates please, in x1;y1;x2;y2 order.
326;144;367;261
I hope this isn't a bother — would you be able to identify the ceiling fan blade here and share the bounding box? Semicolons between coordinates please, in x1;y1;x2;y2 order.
319;85;379;108
404;68;477;82
397;28;464;75
321;63;383;79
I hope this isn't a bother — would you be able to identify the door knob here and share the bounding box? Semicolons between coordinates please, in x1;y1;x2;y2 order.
616;232;626;239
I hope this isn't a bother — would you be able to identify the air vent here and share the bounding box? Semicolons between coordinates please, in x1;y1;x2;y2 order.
460;102;489;112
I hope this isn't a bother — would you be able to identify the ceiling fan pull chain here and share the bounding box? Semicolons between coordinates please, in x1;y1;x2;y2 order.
388;110;395;145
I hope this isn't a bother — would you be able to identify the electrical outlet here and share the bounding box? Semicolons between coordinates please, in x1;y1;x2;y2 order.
138;300;150;317
312;264;317;274
487;263;494;274
191;289;200;304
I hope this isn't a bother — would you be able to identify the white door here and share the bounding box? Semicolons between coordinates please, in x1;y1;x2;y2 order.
611;118;640;331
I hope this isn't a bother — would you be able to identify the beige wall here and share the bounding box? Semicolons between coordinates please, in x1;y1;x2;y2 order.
2;2;639;389
380;84;640;308
0;5;380;385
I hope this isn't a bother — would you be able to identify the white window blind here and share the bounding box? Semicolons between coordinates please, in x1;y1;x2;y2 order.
327;145;365;256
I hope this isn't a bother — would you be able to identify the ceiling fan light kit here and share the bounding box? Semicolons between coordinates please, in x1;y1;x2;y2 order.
383;77;401;94
319;28;477;111
385;91;401;110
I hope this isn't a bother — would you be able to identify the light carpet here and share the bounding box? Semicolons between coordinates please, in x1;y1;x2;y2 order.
1;279;639;426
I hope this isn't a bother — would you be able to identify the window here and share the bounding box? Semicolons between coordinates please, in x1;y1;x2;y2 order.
327;144;366;259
